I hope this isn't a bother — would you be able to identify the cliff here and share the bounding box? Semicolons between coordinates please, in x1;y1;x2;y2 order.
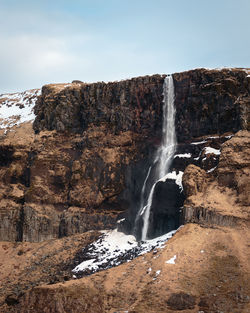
0;68;249;313
0;68;249;242
34;68;250;141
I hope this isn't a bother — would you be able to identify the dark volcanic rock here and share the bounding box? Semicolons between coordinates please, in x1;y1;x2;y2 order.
34;69;249;142
173;68;250;142
147;178;184;239
181;206;242;227
33;75;165;137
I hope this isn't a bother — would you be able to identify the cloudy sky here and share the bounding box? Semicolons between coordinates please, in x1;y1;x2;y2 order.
0;0;249;93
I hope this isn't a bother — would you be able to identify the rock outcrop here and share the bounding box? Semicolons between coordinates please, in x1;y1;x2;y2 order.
181;130;250;227
218;130;250;206
0;128;127;242
182;164;208;196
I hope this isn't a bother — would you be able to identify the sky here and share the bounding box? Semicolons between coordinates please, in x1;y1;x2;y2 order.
0;0;249;93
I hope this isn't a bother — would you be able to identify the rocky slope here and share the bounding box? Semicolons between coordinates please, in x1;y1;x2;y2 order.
0;68;249;312
4;224;250;313
0;231;101;311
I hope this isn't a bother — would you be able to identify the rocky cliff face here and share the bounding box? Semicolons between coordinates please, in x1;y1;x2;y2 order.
34;68;250;141
174;68;250;141
33;76;164;136
181;130;250;227
0;68;249;242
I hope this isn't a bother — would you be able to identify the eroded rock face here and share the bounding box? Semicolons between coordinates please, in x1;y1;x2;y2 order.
0;128;141;242
34;69;250;141
33;75;164;136
0;69;249;242
181;131;250;226
174;69;250;142
218;130;250;206
182;164;208;197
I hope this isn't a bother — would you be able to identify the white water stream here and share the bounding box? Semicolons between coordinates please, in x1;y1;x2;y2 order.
139;75;177;241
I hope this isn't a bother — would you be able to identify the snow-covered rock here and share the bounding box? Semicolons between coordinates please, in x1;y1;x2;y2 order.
204;147;220;155
166;255;177;264
0;89;41;130
73;228;178;277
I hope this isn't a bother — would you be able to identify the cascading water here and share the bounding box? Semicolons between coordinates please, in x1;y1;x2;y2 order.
137;75;177;241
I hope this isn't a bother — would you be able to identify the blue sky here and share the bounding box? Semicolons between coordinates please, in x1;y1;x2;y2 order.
0;0;249;93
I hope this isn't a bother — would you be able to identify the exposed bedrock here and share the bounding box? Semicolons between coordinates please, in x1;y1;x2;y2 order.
0;129;145;242
174;69;250;141
181;130;250;227
33;75;164;136
181;206;244;227
0;69;249;242
217;130;250;206
34;68;250;140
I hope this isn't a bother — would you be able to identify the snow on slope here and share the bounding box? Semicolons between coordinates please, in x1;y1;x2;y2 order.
0;89;41;131
204;147;220;155
72;228;179;277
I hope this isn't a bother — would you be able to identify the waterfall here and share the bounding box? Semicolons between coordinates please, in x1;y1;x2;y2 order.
139;75;177;241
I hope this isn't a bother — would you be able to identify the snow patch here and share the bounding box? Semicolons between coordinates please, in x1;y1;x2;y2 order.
155;270;161;276
166;255;176;264
117;218;125;224
191;134;229;145
0;89;41;130
214;67;233;71
159;171;183;190
174;153;191;158
191;140;207;145
153;270;161;280
207;166;217;173
73;228;178;276
204;147;220;155
194;156;200;160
